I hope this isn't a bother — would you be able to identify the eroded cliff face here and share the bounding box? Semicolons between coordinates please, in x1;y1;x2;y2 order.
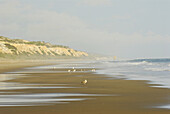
0;36;88;57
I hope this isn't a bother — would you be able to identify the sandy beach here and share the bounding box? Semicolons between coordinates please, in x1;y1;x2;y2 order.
1;0;170;113
0;60;170;114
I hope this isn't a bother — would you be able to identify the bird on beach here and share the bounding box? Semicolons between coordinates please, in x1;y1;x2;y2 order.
81;79;88;85
71;67;77;72
73;69;76;72
92;68;96;72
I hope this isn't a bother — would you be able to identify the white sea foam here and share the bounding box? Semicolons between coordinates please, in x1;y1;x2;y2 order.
126;61;153;66
145;68;170;72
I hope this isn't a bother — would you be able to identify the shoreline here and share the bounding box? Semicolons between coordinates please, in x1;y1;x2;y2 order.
0;60;170;114
0;60;56;73
0;58;90;73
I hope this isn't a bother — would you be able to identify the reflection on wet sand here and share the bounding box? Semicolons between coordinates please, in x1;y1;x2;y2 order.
0;82;81;90
0;74;25;81
0;63;112;107
0;93;112;107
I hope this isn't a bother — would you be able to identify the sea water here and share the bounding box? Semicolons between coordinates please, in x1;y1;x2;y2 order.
98;58;170;89
96;58;170;109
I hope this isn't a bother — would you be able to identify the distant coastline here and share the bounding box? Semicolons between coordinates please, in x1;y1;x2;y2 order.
0;36;88;59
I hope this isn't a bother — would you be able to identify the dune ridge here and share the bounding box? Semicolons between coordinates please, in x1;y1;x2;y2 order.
0;36;88;58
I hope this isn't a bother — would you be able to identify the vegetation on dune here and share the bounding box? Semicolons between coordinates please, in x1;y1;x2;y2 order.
0;36;69;48
0;52;76;60
4;43;17;50
0;36;88;59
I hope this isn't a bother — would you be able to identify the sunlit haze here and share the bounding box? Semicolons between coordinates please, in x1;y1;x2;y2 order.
0;0;170;59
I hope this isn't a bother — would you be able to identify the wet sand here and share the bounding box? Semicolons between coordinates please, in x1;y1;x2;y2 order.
0;60;57;73
0;60;170;114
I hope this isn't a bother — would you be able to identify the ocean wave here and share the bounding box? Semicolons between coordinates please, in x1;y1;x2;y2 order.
98;58;170;89
128;58;170;63
145;68;170;72
126;61;153;66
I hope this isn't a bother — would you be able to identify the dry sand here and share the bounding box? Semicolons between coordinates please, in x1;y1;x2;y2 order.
0;60;170;114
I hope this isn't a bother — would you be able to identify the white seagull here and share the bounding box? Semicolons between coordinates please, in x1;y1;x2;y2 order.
73;69;76;72
92;69;96;72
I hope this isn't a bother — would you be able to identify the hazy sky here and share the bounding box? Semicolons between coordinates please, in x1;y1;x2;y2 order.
0;0;170;59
